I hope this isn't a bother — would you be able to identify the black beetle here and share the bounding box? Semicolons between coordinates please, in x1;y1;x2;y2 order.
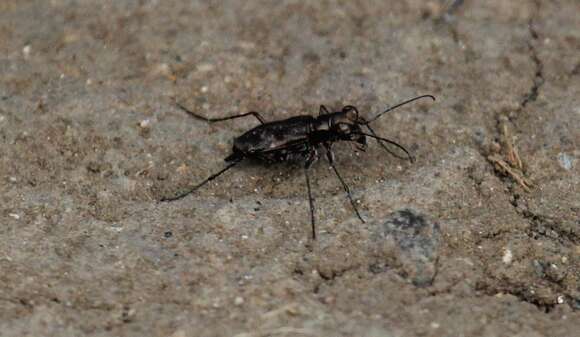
161;95;435;240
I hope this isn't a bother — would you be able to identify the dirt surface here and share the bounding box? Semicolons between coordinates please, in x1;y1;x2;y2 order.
1;1;579;336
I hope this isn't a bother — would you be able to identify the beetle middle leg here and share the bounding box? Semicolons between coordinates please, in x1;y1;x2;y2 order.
176;102;266;124
303;148;318;240
323;143;365;223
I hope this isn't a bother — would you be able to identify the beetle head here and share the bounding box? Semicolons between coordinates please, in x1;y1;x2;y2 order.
333;122;367;147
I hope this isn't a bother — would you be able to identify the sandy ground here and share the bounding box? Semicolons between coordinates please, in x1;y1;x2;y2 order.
1;0;579;336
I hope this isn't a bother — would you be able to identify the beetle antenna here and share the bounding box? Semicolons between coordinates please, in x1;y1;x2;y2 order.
363;123;411;161
363;95;435;124
353;132;415;162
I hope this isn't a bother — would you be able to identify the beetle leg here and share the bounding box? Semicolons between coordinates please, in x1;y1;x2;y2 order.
304;147;318;240
324;142;336;163
319;105;330;116
323;143;365;224
160;158;243;202
176;102;266;124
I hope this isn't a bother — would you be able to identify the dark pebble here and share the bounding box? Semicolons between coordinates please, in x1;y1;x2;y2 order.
370;209;441;287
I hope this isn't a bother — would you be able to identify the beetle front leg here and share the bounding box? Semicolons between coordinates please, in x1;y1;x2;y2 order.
323;143;365;224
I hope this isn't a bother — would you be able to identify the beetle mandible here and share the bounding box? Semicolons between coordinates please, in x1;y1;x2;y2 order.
161;94;435;240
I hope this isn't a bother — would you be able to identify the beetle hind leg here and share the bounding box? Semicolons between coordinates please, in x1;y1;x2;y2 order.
160;158;243;202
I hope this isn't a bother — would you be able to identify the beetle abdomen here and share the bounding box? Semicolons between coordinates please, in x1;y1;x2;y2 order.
232;116;315;158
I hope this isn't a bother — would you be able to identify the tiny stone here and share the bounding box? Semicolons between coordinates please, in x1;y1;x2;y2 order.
151;63;171;77
502;248;513;264
196;63;215;72
557;152;574;170
9;213;20;219
370;209;441;287
139;119;151;128
234;296;244;305
22;45;31;58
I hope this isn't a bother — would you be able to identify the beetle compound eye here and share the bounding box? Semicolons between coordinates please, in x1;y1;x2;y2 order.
341;105;359;122
348;111;358;122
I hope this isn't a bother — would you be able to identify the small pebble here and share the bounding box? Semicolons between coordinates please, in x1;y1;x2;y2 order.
234;296;244;305
139;119;151;128
22;45;31;58
196;63;215;72
557;152;574;170
502;248;513;264
371;209;441;287
151;63;172;77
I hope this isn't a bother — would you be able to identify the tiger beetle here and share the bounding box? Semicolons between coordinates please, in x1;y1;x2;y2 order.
161;94;435;240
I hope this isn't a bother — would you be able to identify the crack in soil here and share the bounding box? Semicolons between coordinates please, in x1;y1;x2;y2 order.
520;15;545;109
522;210;580;246
477;261;559;313
475;2;580;312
